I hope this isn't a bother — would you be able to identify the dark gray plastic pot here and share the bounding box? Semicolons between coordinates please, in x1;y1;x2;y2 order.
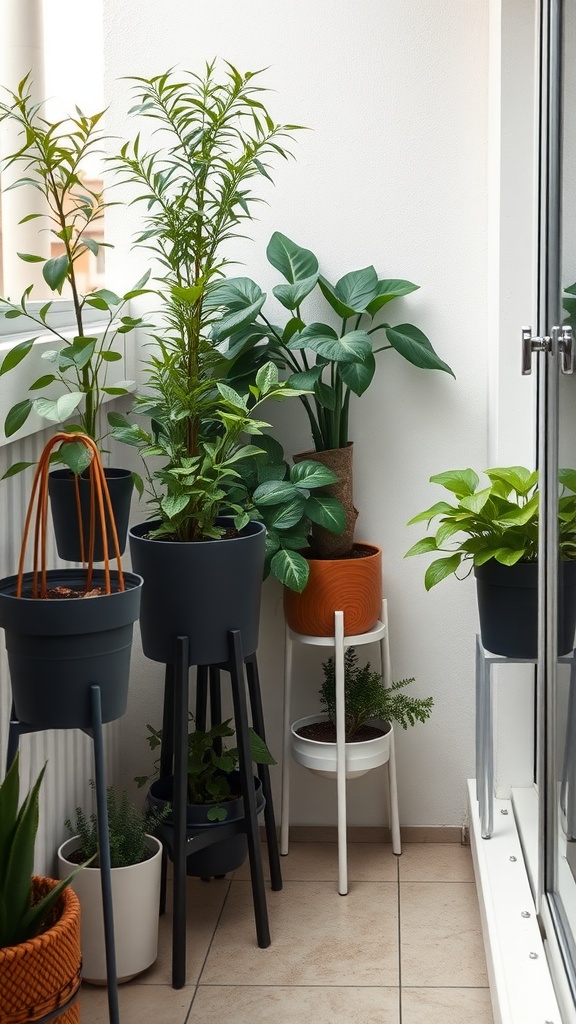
474;559;576;658
0;568;143;729
147;772;264;877
48;468;134;562
129;518;266;666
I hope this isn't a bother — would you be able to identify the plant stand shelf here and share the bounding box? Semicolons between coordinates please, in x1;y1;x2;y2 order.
475;634;576;838
281;599;401;895
6;685;121;1024
155;631;282;990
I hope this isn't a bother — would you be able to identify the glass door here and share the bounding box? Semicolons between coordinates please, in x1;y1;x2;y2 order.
536;0;576;1004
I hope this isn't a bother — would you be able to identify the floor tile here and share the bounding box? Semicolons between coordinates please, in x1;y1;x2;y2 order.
79;981;193;1023
139;876;230;985
200;880;399;986
402;987;493;1023
399;843;474;882
234;842;398;882
400;882;488;987
190;985;400;1023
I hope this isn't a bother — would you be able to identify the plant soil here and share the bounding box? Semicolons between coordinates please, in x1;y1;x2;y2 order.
296;721;389;743
44;586;105;599
64;846;154;867
300;543;376;562
142;527;240;543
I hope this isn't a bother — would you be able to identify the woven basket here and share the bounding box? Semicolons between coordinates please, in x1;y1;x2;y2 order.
0;877;81;1024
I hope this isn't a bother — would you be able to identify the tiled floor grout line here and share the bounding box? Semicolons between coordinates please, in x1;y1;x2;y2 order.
183;878;233;1023
397;856;403;1024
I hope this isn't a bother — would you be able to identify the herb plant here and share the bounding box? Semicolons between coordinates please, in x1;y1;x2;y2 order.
65;781;169;868
136;716;276;822
405;466;576;590
320;648;433;739
0;75;149;476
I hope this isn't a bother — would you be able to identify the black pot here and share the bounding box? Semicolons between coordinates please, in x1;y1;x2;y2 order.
147;772;264;877
0;568;143;729
474;559;576;658
129;518;266;666
49;468;134;562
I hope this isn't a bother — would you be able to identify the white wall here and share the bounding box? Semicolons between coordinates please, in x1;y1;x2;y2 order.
101;0;510;828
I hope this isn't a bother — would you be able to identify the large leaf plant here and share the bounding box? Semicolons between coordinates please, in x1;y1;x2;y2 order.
0;75;149;477
405;465;576;590
209;232;455;452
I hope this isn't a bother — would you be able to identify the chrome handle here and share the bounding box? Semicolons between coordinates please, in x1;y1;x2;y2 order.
522;326;550;375
557;324;574;375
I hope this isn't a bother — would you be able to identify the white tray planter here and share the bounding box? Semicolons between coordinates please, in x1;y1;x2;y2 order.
57;834;162;984
291;715;393;779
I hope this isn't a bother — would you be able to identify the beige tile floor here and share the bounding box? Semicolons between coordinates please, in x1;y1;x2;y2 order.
79;842;494;1024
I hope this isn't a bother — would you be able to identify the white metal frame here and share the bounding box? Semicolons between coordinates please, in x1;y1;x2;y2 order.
281;598;401;894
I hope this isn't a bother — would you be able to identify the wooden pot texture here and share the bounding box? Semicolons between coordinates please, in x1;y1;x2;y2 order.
283;544;382;637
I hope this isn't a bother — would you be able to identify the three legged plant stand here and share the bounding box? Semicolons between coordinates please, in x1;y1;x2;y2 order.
155;629;282;989
281;599;401;895
7;685;122;1024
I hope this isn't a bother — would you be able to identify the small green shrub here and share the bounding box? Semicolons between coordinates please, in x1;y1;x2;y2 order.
65;782;168;868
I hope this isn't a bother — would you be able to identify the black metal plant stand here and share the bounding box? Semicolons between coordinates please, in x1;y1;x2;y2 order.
6;684;121;1024
156;630;282;990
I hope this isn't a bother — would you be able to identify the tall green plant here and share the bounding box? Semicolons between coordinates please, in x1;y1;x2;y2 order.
110;63;315;543
210;232;455;452
0;75;149;475
0;754;77;948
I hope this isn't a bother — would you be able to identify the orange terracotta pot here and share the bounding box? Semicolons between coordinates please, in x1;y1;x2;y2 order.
0;878;81;1024
283;544;382;637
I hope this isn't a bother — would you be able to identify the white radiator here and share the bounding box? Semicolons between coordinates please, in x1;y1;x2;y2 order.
0;427;120;875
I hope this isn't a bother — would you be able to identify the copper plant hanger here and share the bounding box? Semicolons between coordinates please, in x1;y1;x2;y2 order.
17;433;125;599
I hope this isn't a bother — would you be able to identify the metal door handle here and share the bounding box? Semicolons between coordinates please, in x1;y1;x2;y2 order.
521;324;574;374
522;327;550;375
556;324;574;375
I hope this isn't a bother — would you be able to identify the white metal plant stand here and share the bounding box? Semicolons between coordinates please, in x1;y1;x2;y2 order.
281;599;401;895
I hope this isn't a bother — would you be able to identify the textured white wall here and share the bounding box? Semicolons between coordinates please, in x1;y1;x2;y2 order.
101;0;509;828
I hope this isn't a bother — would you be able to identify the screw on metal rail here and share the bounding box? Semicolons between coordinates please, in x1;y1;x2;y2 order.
529;952;539;959
509;856;517;862
521;911;531;918
501;808;509;815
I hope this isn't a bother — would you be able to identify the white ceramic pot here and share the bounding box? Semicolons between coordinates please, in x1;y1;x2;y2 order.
290;715;392;780
57;834;162;984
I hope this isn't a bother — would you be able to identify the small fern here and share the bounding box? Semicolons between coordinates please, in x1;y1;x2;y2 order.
65;781;169;868
319;648;433;738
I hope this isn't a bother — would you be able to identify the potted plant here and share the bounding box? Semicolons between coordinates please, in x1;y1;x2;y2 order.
291;648;433;778
211;232;455;634
0;754;82;1024
57;784;168;984
0;76;150;560
139;716;275;878
108;63;344;666
0;433;143;731
405;465;576;657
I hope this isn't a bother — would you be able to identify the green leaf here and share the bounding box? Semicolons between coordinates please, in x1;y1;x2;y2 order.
424;554;462;590
560;468;576;493
5;400;33;437
287;367;321;390
496;494;539;526
404;537;439;557
272;275;318;310
265;495;307;529
216;382;246;409
58;441;93;475
91;288;122;306
386;323;455;376
494;548;527;566
485;466;537;496
459;487;492;514
314;381;336;409
33;393;83;423
211;294;266;342
266;232;318;283
17;252;44;263
29;374;56;390
365;279;419;316
161;494;189;519
305;495;346;534
333;266;378;313
253;480;300;505
270;548;310;591
290;460;339;489
407;501;456;525
317;276;357;319
339;353;376;395
429;469;479;498
301;325;372;363
255;361;279;393
171;283;203;305
42;254;70;293
0;338;35;376
100;350;122;362
1;461;34;480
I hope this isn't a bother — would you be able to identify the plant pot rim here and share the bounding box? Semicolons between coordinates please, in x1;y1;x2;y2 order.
0;568;143;601
49;467;133;480
129;517;266;547
291;713;391;746
58;834;162;870
299;542;381;566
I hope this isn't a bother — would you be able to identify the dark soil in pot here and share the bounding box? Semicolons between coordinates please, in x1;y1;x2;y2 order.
295;720;390;743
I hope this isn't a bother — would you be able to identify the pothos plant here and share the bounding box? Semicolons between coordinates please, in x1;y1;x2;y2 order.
405;465;576;590
0;75;150;477
108;63;344;572
136;716;276;822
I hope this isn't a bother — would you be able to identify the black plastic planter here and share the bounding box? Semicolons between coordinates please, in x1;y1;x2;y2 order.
474;559;576;658
147;772;264;877
0;568;143;729
129;518;266;666
49;468;134;562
